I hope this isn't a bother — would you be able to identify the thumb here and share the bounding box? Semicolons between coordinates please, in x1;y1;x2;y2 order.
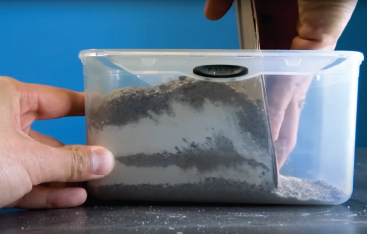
29;144;115;184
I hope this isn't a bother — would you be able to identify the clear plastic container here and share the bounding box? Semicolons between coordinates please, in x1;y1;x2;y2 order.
79;49;364;205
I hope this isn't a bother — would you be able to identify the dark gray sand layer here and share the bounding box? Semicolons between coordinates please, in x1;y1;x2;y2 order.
88;176;346;205
118;151;269;174
117;135;269;174
88;76;271;149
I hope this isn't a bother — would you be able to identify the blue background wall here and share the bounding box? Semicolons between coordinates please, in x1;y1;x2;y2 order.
0;0;366;147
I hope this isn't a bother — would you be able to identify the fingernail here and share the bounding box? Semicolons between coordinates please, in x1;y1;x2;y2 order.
91;147;114;175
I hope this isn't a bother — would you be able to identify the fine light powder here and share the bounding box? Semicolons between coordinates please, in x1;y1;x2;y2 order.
87;77;346;205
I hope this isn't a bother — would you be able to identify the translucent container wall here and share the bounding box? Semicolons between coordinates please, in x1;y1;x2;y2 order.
80;50;364;205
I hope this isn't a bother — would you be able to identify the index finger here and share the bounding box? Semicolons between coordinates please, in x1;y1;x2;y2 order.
25;82;85;120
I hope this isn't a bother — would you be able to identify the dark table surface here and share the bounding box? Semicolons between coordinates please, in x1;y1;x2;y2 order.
2;149;367;234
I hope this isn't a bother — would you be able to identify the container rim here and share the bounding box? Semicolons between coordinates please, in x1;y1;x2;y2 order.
79;49;364;61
